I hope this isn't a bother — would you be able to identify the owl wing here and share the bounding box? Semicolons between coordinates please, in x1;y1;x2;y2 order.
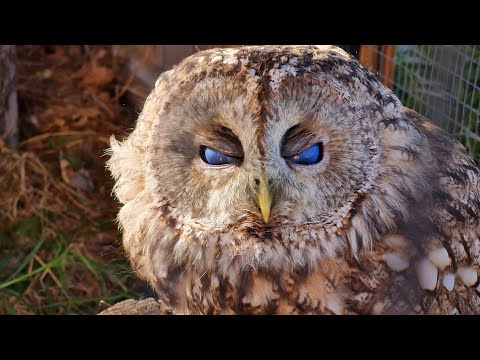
404;107;480;314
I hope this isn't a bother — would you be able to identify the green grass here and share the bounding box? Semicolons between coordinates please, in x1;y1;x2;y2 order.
0;213;145;315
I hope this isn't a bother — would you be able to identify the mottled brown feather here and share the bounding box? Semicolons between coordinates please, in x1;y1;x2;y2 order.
108;46;480;314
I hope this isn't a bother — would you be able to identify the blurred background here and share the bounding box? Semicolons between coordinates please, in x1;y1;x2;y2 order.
0;45;479;314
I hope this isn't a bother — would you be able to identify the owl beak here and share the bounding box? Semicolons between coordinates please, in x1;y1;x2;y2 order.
256;178;273;223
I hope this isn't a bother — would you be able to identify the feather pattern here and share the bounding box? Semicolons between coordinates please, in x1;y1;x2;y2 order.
108;46;480;314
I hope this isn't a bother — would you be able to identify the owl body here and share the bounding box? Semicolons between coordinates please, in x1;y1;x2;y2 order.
108;46;480;314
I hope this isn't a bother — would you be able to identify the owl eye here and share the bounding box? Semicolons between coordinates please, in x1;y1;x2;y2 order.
200;146;239;165
286;143;322;165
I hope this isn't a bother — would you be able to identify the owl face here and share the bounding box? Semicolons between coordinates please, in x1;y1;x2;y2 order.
149;75;378;230
109;45;425;280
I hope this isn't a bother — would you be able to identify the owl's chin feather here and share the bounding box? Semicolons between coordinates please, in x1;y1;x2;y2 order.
120;191;397;281
120;199;415;314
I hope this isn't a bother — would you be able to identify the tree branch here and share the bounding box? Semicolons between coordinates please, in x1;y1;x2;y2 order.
0;45;18;149
99;298;175;315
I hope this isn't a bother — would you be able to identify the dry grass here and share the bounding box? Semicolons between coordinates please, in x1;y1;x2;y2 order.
0;45;151;314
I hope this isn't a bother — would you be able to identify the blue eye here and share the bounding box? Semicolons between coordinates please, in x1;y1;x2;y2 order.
287;143;322;165
200;146;239;165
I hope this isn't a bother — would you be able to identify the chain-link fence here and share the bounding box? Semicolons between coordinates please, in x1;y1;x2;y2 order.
355;45;480;160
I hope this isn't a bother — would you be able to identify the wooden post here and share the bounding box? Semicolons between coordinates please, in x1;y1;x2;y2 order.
379;45;396;88
359;45;378;72
359;45;396;89
0;45;18;149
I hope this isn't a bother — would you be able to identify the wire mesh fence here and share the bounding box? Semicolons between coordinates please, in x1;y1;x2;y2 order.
356;45;480;160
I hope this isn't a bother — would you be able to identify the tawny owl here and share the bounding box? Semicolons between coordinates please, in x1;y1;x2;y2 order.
107;45;480;314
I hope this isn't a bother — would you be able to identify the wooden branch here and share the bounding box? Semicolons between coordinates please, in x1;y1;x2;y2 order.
99;298;175;315
0;45;19;149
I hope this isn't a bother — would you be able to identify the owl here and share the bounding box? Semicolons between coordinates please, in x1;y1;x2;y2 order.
107;45;480;314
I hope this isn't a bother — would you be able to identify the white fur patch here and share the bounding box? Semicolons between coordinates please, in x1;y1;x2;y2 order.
442;272;455;291
210;55;223;63
382;252;409;272
416;258;438;291
325;294;345;315
458;267;478;287
428;247;451;271
268;62;298;92
241;276;279;309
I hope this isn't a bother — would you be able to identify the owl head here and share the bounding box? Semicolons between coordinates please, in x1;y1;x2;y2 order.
108;45;430;290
